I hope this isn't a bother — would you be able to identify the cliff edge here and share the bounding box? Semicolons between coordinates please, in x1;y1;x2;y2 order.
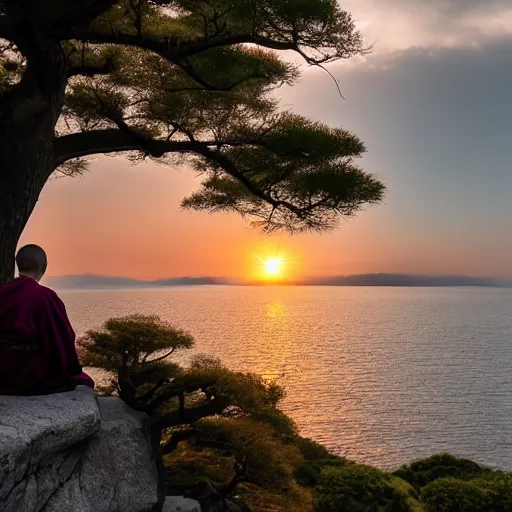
0;386;200;512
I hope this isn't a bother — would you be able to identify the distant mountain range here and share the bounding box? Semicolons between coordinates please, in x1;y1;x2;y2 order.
45;274;224;289
302;274;512;288
44;273;512;290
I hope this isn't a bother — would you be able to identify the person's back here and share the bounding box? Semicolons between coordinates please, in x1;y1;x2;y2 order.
0;245;94;395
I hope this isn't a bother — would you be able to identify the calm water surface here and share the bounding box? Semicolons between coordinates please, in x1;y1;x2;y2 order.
61;286;512;471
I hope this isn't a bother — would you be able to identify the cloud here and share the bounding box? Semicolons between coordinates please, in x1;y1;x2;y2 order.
341;0;512;54
280;37;512;276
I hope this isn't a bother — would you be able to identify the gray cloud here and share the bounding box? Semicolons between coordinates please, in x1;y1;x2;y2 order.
341;0;512;54
282;37;512;275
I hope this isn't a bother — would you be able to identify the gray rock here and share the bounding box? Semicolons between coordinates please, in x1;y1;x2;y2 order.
163;496;202;512
0;386;101;512
46;396;160;512
0;388;164;512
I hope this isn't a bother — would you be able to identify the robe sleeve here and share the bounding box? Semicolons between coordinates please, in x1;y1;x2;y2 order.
38;290;84;383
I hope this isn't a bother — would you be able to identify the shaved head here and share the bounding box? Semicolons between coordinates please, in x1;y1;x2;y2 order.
16;245;47;280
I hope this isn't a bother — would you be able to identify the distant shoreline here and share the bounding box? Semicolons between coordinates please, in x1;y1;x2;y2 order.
45;273;512;290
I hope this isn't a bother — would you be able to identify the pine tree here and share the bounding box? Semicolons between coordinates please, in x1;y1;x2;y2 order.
78;314;302;503
0;0;385;283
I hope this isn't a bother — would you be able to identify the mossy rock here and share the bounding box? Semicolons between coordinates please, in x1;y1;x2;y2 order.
314;464;422;511
393;453;489;490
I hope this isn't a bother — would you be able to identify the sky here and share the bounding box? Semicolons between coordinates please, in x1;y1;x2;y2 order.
20;0;512;279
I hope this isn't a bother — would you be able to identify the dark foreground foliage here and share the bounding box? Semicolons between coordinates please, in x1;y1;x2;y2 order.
80;315;512;512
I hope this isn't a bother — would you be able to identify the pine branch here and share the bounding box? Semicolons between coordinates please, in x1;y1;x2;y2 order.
66;57;115;78
53;129;263;165
145;348;176;364
161;429;197;455
137;379;171;402
71;32;297;61
164;71;269;93
193;439;249;495
193;144;303;217
150;399;227;433
53;129;200;165
144;378;217;414
55;128;315;223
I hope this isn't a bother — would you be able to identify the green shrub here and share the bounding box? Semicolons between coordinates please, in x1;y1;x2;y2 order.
394;453;489;490
314;464;421;512
236;482;314;512
194;417;303;492
295;458;349;487
164;446;234;487
295;462;321;488
421;477;487;511
477;472;512;510
421;472;512;512
295;438;333;461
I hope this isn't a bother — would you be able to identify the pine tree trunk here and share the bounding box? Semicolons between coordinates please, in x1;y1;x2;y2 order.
0;147;54;285
0;108;64;285
0;155;52;285
0;37;67;285
0;219;19;285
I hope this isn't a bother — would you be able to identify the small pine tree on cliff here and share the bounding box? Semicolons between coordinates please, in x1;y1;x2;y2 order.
78;313;305;504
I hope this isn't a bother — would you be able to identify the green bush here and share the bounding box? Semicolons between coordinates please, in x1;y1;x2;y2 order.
295;458;349;487
421;477;487;511
164;446;234;487
314;464;421;512
421;473;512;512
394;453;489;490
295;462;321;488
193;417;303;492
478;472;512;510
295;438;333;461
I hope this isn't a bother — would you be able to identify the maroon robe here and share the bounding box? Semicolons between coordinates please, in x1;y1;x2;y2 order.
0;275;94;395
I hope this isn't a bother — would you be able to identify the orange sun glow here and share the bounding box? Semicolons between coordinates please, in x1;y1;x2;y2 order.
249;244;297;283
263;257;283;278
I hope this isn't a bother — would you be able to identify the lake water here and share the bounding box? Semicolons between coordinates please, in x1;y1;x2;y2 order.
61;285;512;471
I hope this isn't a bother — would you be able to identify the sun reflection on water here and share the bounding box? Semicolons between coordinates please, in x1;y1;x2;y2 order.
266;300;288;321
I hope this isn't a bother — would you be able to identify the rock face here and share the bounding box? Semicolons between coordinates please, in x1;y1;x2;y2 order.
163;496;202;512
44;396;161;512
0;386;101;512
0;387;200;512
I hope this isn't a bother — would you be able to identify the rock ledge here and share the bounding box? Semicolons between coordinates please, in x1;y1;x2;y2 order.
0;386;201;512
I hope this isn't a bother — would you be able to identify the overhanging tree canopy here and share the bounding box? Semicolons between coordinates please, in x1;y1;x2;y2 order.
0;0;385;283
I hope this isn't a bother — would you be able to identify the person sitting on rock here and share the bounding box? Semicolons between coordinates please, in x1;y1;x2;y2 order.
0;244;94;394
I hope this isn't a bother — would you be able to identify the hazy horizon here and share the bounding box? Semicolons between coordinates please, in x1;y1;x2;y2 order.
43;272;512;289
20;0;512;280
44;271;512;280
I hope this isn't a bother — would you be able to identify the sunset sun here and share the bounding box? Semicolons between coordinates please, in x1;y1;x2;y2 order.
264;257;282;278
251;248;294;283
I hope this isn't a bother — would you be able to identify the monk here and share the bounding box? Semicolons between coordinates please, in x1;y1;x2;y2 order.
0;245;94;395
